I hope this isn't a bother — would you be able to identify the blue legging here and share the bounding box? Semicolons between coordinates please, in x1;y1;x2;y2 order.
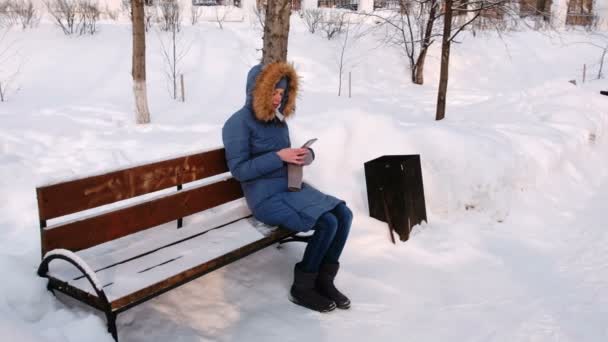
298;203;353;273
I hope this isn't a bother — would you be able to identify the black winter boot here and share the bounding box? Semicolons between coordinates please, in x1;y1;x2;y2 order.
316;263;351;309
289;264;337;313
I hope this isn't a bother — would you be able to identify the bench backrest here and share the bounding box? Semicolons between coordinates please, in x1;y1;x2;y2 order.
36;148;243;257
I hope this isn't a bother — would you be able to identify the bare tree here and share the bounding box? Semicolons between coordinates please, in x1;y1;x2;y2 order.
593;44;608;80
79;0;100;35
0;1;8;21
12;0;40;29
361;0;441;85
262;0;291;64
45;0;78;34
588;35;608;80
191;4;203;25
0;26;22;102
156;1;191;100
335;17;367;96
364;0;515;89
103;4;120;21
321;10;346;40
252;3;265;29
435;0;454;121
159;0;180;32
121;0;132;20
337;17;350;96
414;0;440;85
132;0;151;124
213;3;234;30
45;0;100;35
302;8;322;34
568;32;608;80
0;1;17;27
436;0;511;120
144;4;156;31
158;30;191;100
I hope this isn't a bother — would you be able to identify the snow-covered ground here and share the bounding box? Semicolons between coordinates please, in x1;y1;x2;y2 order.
1;14;608;341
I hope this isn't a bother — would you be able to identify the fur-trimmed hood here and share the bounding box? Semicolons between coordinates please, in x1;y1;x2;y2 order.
244;62;299;122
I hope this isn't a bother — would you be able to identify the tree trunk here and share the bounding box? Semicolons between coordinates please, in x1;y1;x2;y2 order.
435;0;453;121
262;0;291;64
172;24;177;100
413;48;427;84
132;0;151;124
413;0;438;85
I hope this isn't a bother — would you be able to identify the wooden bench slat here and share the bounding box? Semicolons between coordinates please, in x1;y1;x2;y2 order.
111;228;293;311
37;149;228;221
42;178;243;254
45;212;293;311
59;218;268;302
49;201;252;281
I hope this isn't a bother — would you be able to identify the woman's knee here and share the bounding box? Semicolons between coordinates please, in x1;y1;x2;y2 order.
333;203;353;226
316;212;339;235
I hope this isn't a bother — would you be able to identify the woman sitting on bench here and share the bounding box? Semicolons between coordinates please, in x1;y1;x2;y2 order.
222;62;353;313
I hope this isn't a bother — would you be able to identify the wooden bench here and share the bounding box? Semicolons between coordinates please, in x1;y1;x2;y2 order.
36;148;302;341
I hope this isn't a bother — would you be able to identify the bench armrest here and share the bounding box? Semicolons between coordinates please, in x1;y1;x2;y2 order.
38;249;108;302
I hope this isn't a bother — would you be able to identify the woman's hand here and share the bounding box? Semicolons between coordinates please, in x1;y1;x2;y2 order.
277;148;309;165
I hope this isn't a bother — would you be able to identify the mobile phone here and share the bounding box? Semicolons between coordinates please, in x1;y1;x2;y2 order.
301;138;318;148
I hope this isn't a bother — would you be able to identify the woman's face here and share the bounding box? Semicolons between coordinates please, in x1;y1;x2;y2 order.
272;88;285;109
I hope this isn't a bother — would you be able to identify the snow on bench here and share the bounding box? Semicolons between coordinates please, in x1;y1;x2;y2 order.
47;203;273;302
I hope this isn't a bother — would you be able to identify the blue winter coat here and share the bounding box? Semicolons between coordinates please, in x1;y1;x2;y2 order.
222;62;343;232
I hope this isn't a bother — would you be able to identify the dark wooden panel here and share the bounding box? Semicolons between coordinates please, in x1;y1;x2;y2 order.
41;178;243;254
37;149;228;220
110;228;294;312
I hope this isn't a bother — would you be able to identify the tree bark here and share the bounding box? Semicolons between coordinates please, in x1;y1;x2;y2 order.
172;24;177;100
132;0;151;124
413;48;428;84
413;0;438;85
262;0;291;64
435;0;453;121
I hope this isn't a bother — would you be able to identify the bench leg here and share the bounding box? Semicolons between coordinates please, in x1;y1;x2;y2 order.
105;311;118;342
46;281;56;297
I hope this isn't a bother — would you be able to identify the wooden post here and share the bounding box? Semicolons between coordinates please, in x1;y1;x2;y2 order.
180;74;185;102
583;64;586;83
598;48;607;80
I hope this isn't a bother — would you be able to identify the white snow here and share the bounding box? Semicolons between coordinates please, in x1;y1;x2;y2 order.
42;249;103;293
1;13;608;342
48;206;266;302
